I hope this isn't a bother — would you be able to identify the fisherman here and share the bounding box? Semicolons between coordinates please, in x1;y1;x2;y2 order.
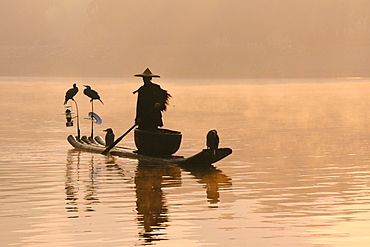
133;68;171;130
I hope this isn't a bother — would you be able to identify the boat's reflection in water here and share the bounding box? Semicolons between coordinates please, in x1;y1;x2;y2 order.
65;150;231;244
135;160;231;244
65;151;101;216
179;162;232;204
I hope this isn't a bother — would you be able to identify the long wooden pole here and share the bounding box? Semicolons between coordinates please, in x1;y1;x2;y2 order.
101;106;157;155
101;123;137;155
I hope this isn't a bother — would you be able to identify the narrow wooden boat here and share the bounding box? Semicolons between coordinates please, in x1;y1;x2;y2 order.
134;128;182;155
67;135;232;165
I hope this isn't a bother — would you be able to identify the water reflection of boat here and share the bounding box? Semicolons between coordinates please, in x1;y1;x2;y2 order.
180;163;232;204
65;150;100;217
67;134;232;165
134;159;231;244
65;150;231;245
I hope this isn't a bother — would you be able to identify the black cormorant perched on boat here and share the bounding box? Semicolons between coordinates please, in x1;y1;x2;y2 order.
83;85;104;104
64;83;78;105
206;130;219;155
104;128;115;147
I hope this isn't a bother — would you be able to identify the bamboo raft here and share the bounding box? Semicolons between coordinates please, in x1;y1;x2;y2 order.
67;134;232;166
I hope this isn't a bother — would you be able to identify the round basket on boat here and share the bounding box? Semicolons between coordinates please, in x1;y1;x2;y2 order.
134;128;182;155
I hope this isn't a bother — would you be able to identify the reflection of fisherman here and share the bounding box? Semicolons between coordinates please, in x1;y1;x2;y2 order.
133;68;171;130
135;161;181;240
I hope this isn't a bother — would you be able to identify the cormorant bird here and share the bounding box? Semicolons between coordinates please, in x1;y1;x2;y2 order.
64;83;78;105
206;130;219;155
104;128;115;147
83;85;104;104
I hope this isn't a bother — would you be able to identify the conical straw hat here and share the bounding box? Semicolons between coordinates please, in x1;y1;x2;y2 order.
134;68;160;78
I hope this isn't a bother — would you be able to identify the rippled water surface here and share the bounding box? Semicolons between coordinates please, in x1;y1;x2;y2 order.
2;77;370;246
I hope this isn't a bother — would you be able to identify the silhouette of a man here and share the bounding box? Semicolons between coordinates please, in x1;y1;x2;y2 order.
133;68;171;130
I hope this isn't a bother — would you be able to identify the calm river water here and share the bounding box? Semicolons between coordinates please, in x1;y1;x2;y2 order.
1;77;370;246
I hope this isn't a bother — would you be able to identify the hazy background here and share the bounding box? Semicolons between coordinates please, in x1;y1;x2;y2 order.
1;0;369;78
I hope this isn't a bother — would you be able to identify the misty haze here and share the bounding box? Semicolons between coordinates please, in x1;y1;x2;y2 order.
4;2;370;247
1;0;369;78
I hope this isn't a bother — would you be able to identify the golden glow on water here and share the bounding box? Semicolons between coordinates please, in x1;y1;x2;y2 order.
1;78;370;246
